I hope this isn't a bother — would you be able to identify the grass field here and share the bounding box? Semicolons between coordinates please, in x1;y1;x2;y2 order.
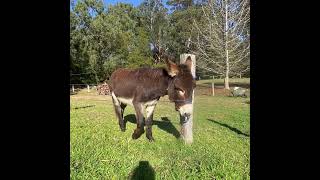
70;79;250;179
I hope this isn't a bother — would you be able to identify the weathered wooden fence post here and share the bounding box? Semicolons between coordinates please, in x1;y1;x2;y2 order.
72;85;75;93
87;85;90;92
212;76;215;96
180;53;196;144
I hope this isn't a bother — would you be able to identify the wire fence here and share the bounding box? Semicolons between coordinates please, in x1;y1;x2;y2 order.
70;83;181;103
70;84;97;92
70;77;250;103
70;83;111;96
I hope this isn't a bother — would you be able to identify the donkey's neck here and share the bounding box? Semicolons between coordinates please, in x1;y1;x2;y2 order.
148;68;174;98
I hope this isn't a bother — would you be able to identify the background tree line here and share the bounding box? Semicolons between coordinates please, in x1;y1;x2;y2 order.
70;0;250;89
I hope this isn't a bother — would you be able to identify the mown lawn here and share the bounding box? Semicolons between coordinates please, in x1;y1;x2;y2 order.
70;87;250;179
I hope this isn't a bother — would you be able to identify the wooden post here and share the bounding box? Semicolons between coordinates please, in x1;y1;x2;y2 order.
87;85;90;92
72;85;74;93
180;54;196;144
212;76;215;96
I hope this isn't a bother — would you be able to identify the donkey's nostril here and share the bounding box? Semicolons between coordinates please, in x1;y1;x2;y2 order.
184;113;191;118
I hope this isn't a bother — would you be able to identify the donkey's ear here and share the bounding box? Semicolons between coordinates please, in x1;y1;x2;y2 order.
165;58;179;77
185;56;192;71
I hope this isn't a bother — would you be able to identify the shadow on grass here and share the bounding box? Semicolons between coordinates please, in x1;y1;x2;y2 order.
73;105;95;109
207;118;249;137
124;114;180;139
129;161;155;180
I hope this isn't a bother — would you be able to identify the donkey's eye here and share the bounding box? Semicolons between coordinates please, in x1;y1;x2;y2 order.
175;88;185;95
175;87;182;91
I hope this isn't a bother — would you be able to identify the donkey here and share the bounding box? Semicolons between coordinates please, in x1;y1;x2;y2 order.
109;55;196;143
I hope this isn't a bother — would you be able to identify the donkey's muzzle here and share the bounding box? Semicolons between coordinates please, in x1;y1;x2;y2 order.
177;103;193;116
180;113;191;124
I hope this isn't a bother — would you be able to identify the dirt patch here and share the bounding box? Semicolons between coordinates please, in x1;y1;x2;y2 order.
195;84;250;97
195;87;232;96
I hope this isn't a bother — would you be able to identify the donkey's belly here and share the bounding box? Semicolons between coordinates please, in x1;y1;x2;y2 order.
111;92;158;107
111;92;133;106
117;97;133;106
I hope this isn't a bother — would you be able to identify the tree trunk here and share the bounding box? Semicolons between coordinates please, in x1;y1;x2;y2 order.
212;75;215;96
224;2;230;90
225;50;230;90
224;76;230;90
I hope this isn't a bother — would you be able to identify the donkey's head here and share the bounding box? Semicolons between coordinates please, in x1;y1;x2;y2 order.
165;56;196;122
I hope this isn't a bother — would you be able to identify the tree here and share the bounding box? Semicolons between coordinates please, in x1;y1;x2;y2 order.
70;0;155;84
166;5;203;60
70;0;106;83
193;0;250;89
70;0;250;85
167;0;194;11
139;0;169;52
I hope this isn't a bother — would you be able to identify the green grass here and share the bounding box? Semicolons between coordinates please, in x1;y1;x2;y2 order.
70;89;250;179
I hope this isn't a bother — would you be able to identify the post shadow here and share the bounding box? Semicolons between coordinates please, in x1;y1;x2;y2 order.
124;114;180;139
207;118;249;137
129;161;155;180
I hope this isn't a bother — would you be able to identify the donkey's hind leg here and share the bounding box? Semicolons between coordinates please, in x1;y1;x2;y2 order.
120;103;127;127
111;92;126;132
132;101;145;139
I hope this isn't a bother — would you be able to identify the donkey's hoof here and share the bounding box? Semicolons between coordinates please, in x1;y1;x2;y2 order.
120;128;126;132
132;133;141;139
132;129;144;139
147;137;155;142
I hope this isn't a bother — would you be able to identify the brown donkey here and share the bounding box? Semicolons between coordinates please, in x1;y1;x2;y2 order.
109;56;196;143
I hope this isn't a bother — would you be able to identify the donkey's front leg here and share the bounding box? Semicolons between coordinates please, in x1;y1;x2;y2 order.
145;104;156;141
132;101;145;139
